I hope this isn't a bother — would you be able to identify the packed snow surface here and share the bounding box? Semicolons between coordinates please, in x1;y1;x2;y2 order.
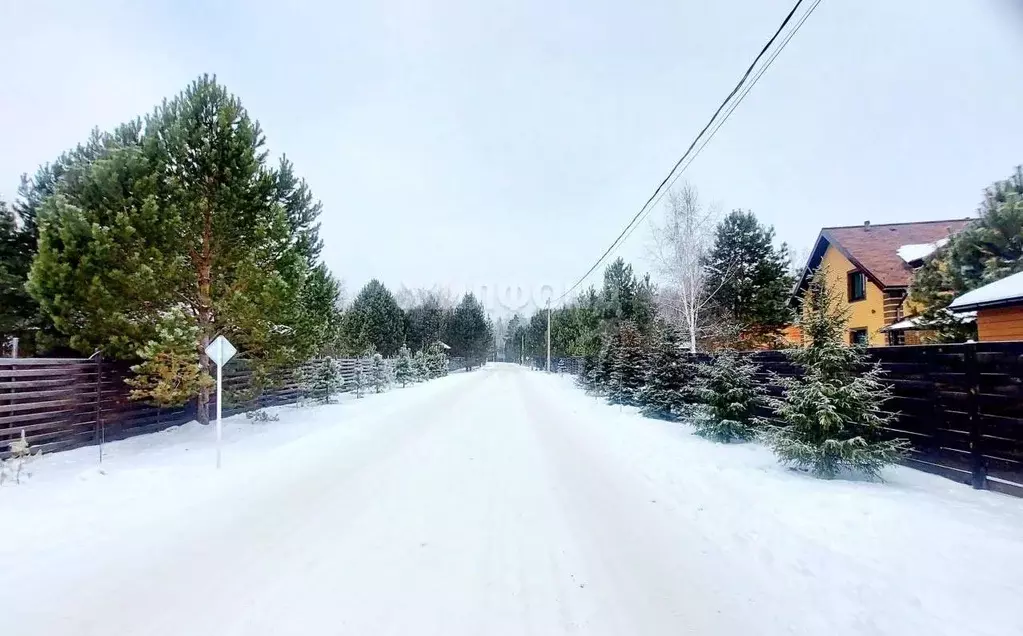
2;364;1021;635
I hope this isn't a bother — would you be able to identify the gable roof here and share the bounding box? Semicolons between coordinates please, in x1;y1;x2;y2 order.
794;219;973;297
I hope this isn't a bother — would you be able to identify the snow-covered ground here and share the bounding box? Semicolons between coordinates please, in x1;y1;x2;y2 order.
2;364;1021;635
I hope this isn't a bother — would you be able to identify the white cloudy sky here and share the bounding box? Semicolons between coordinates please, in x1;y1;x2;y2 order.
2;0;1021;316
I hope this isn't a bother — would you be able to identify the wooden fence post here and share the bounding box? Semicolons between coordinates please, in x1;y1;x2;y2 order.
965;343;987;490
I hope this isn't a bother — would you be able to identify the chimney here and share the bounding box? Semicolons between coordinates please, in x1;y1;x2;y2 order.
864;220;871;230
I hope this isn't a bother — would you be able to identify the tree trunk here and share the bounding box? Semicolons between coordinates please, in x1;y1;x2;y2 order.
194;206;215;425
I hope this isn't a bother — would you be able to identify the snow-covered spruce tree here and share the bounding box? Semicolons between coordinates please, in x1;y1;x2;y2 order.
590;330;618;394
691;350;766;442
426;342;448;378
767;267;909;479
302;357;344;404
607;322;647;405
393;345;415;387
412;349;429;382
637;322;694;419
577;353;598;391
370;353;389;393
351;357;368;398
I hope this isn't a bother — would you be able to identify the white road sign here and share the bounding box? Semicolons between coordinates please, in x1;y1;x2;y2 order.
205;335;237;367
204;335;236;469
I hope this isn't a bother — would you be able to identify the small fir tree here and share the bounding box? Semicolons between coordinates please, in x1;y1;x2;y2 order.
412;349;429;381
607;322;646;405
767;267;909;478
126;309;213;406
393;345;415;387
691;350;766;442
351;356;368;398
591;330;619;394
301;357;344;404
577;352;599;391
425;342;448;378
370;353;389;393
638;323;694;418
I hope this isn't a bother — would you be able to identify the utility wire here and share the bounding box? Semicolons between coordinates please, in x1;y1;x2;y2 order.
618;0;822;248
555;0;817;303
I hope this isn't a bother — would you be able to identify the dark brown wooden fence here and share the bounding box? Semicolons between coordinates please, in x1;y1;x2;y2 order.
556;342;1023;497
0;356;393;459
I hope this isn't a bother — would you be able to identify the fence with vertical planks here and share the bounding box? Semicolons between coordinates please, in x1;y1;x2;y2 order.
552;342;1023;497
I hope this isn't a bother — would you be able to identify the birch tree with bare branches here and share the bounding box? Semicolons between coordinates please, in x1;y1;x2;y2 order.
647;184;731;352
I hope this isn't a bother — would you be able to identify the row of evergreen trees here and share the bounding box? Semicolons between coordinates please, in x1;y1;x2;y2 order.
339;282;494;369
506;207;795;365
579;268;908;479
300;343;450;405
0;75;494;419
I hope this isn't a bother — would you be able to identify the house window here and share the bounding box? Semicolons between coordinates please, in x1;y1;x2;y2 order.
850;328;869;346
887;330;905;346
847;271;866;302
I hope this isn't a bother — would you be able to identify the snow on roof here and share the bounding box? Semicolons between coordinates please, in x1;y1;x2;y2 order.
949;271;1023;311
896;238;948;264
882;311;976;332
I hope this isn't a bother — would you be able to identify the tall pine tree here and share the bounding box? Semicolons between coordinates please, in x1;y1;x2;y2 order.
445;293;490;369
704;209;794;347
27;76;332;421
340;280;405;356
767;267;908;478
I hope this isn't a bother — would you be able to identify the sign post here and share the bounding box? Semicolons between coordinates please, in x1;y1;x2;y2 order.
204;335;237;469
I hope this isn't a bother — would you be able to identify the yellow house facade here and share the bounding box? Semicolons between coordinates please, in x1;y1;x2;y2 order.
791;219;972;346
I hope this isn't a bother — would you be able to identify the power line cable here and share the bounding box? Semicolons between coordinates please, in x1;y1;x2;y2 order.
618;0;822;247
555;0;818;303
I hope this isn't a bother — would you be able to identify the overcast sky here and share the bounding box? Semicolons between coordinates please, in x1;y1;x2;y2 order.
2;0;1022;316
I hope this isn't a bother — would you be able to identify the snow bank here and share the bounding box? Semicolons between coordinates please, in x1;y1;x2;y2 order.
538;373;1023;636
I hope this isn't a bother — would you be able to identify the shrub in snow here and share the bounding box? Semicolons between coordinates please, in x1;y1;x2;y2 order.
766;267;909;479
638;322;695;419
607;322;647;406
393;345;415;387
370;353;390;393
246;409;279;423
301;357;344;404
691;350;766;442
1;430;39;486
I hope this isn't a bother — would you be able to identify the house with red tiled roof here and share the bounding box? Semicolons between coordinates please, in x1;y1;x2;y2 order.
790;219;972;346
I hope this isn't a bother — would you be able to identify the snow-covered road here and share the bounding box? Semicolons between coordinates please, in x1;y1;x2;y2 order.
3;363;1022;635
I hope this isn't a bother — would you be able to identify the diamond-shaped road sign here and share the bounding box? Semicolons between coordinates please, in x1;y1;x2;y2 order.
205;335;237;367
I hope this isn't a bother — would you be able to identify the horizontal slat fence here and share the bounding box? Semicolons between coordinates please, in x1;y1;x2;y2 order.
0;356;399;460
554;342;1023;497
